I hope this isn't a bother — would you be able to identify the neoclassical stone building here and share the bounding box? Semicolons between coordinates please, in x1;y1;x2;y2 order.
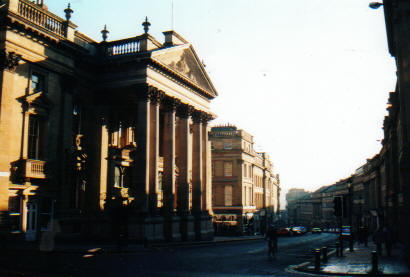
0;0;216;241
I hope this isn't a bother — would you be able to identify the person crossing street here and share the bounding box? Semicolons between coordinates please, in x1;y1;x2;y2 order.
265;225;278;260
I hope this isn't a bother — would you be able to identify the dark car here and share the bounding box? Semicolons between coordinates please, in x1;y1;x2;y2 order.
276;227;291;236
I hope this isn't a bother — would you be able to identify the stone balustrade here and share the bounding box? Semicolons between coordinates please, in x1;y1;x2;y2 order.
102;37;141;56
17;0;65;37
22;159;46;179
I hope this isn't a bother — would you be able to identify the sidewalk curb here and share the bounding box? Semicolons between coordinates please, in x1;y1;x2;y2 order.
289;248;410;276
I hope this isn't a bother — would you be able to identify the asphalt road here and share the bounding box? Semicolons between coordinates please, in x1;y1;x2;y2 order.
1;233;338;277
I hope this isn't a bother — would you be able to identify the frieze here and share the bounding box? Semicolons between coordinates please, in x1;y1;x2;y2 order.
0;50;22;72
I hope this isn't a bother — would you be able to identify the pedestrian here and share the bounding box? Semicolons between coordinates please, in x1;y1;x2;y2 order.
373;227;385;255
383;227;393;257
265;225;278;260
362;226;369;247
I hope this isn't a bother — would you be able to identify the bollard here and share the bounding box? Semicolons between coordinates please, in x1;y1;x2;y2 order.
335;242;340;257
340;238;344;257
322;246;328;263
371;251;380;274
349;237;354;252
314;249;321;271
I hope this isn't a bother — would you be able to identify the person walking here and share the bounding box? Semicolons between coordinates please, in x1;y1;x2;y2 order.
383;227;393;257
265;225;278;260
362;226;369;247
373;227;385;255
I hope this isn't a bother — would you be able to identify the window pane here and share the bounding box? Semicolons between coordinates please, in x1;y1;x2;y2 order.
28;116;41;159
224;185;232;206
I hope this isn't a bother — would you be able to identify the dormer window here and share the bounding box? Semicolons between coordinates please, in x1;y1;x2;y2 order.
31;72;46;93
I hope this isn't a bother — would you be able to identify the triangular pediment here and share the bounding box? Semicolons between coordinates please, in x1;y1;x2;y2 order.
151;45;218;98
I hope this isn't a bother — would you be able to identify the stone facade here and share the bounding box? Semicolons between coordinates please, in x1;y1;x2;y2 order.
0;0;216;242
209;125;280;234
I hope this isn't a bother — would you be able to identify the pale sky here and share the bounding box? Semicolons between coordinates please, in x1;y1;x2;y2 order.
48;0;396;206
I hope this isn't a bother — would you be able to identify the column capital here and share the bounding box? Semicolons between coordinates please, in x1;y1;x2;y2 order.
148;87;164;105
177;104;195;118
192;110;214;124
161;96;181;112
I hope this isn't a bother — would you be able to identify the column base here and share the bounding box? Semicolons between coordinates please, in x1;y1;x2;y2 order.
164;215;181;242
142;216;165;242
194;213;214;241
180;215;195;241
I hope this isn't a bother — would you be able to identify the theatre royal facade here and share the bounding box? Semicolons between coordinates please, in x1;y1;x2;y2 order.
0;0;217;241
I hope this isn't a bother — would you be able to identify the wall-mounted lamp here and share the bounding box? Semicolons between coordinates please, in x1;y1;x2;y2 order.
369;2;383;9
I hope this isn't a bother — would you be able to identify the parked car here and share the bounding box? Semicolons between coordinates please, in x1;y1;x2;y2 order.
311;227;322;234
276;227;292;236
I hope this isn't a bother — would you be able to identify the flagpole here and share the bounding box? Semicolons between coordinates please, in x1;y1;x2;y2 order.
171;0;174;30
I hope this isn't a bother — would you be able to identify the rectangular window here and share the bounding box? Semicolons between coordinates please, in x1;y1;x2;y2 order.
28;115;43;159
31;72;45;92
224;185;232;206
215;161;223;176
224;162;233;177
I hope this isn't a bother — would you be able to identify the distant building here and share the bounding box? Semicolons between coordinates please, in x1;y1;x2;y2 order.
209;125;280;234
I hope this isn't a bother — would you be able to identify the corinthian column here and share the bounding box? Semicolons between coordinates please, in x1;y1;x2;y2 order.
191;112;203;215
161;97;179;214
176;104;193;214
133;89;151;213
148;89;161;213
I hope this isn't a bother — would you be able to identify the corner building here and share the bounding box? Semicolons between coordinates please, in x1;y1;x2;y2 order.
0;0;217;241
209;125;280;234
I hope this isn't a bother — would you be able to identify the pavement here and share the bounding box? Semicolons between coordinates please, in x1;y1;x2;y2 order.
290;240;410;276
